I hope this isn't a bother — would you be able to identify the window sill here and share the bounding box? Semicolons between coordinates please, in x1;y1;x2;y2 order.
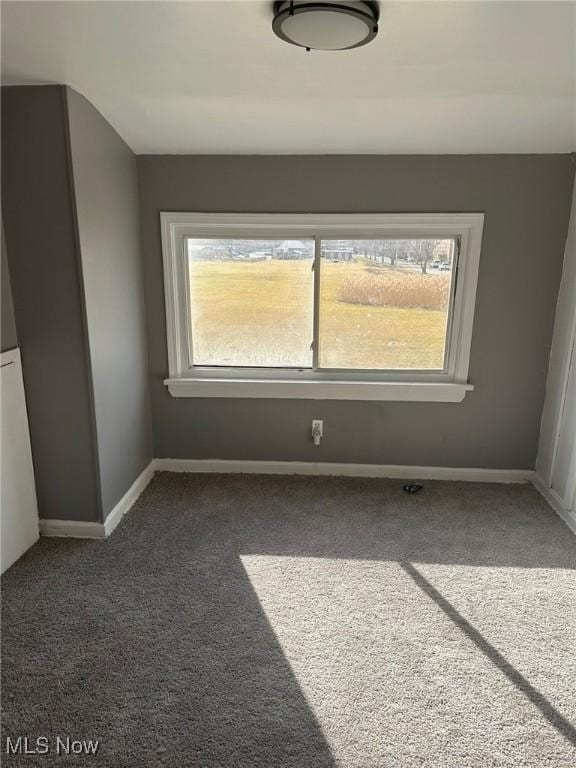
164;378;473;402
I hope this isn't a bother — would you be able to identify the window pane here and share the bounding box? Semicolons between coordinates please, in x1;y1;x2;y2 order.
187;238;314;368
319;239;455;370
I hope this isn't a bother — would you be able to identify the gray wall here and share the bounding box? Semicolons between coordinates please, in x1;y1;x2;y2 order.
1;85;101;521
2;84;152;523
138;155;575;470
66;88;152;518
1;221;18;352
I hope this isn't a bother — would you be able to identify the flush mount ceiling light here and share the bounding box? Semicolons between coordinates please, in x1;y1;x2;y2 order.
272;1;379;51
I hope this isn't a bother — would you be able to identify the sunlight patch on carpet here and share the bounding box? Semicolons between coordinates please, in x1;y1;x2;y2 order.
240;555;576;766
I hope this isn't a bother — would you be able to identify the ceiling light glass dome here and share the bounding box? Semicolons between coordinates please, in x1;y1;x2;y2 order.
272;1;379;51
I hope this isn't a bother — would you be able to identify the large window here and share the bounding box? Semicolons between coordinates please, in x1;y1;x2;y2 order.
162;214;484;401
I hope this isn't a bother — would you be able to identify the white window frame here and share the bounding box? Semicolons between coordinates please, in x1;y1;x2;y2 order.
161;212;484;401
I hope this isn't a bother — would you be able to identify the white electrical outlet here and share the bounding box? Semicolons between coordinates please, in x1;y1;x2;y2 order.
311;419;323;445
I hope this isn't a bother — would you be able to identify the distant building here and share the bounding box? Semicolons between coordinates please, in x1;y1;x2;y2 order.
322;246;355;262
275;240;313;260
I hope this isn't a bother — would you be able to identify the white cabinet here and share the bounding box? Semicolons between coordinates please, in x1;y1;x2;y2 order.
537;179;576;528
1;347;39;572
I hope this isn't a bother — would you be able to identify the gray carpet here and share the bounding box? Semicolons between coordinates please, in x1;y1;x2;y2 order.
2;472;576;767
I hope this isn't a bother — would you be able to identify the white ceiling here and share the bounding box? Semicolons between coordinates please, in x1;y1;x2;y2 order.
2;1;575;154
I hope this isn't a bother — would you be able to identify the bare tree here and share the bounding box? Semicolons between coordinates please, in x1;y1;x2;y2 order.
365;240;381;262
380;239;401;266
363;239;399;266
405;239;442;274
359;239;443;271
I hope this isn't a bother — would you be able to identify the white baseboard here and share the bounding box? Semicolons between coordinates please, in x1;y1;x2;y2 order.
153;458;534;484
39;461;155;539
39;518;105;539
40;460;556;541
104;461;156;537
533;475;576;535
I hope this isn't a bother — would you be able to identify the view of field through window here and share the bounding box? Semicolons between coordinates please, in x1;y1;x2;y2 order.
319;239;454;369
188;238;314;367
187;237;455;370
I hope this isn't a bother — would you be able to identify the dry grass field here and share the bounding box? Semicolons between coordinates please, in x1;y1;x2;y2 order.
188;260;449;369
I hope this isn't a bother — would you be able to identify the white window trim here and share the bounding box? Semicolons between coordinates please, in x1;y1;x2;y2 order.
161;212;484;401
